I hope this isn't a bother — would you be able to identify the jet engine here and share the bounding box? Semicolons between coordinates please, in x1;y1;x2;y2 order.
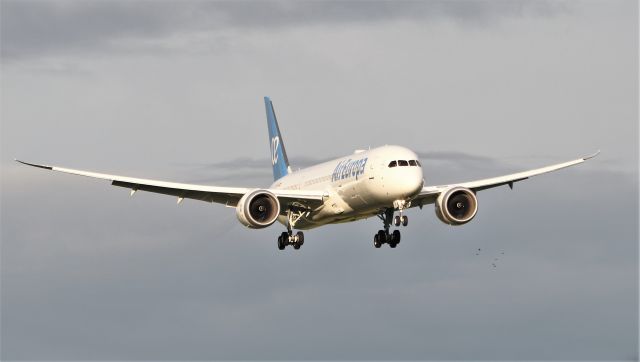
236;190;281;228
435;186;478;225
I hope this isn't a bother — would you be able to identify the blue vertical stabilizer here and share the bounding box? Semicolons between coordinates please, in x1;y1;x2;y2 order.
264;97;291;181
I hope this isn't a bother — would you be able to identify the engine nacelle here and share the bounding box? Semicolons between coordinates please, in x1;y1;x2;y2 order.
435;187;478;225
236;189;281;228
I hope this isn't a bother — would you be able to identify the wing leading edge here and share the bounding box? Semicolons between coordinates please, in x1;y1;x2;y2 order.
413;151;600;206
15;160;325;209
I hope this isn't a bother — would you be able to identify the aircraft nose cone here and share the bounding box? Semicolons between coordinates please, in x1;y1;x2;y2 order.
406;171;423;196
393;168;423;198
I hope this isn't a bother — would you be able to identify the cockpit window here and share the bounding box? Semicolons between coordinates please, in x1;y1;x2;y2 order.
390;160;421;167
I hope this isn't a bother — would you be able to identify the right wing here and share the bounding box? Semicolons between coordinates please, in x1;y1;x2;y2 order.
412;151;599;207
16;160;325;210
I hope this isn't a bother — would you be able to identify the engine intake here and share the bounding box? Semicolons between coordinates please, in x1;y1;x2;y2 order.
435;187;478;225
236;190;281;228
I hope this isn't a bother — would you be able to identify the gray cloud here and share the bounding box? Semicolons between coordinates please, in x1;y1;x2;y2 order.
196;152;496;170
1;0;567;60
191;155;335;170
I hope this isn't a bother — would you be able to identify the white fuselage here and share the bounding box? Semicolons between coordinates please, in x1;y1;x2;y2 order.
271;145;424;229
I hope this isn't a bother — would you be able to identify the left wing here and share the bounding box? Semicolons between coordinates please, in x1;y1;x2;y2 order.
412;151;599;207
16;160;325;210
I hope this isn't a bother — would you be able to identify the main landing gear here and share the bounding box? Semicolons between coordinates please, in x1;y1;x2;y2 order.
278;230;304;250
373;207;408;248
277;209;305;250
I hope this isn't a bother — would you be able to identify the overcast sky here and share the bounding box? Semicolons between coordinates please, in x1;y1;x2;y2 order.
1;0;638;360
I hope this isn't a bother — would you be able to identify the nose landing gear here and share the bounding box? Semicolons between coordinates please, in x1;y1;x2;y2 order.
392;199;409;227
393;215;409;227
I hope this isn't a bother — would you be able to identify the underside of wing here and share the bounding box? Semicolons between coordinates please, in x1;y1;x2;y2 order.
269;189;326;211
16;160;325;210
412;151;599;207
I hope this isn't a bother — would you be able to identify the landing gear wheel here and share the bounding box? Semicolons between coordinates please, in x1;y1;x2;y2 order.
393;229;401;244
280;232;289;250
389;230;401;248
293;244;300;250
296;231;305;246
401;215;408;227
373;234;382;248
377;230;387;244
394;215;401;226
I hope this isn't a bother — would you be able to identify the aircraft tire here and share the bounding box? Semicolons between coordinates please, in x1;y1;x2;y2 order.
377;230;387;245
401;215;408;227
374;234;382;248
296;231;304;246
392;230;401;245
277;235;285;250
394;215;401;226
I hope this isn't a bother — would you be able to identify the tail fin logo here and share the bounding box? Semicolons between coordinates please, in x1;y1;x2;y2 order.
271;136;280;166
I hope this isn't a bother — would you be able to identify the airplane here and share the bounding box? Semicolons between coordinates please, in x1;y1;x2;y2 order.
16;97;599;250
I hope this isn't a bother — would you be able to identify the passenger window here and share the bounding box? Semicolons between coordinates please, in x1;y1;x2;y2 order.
408;160;417;166
398;160;409;167
388;161;397;168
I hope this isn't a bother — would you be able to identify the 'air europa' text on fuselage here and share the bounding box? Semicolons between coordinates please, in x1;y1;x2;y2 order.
331;157;368;182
